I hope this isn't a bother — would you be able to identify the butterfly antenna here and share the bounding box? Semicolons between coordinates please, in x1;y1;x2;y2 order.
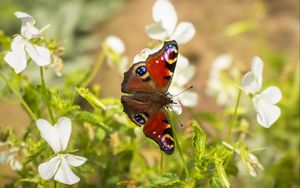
171;86;194;99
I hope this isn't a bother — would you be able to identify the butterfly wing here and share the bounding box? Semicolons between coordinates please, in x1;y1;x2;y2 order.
121;96;174;154
143;110;174;154
121;40;178;94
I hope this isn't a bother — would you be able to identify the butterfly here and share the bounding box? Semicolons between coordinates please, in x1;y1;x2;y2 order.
121;40;179;154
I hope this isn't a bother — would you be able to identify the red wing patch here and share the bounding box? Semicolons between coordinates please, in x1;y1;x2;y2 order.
143;111;174;154
146;40;178;92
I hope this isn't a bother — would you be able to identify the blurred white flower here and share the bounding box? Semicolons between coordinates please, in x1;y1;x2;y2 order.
0;143;22;170
244;152;264;177
36;117;86;185
222;141;264;177
241;57;282;128
104;35;128;74
169;55;198;107
146;0;195;45
51;54;64;77
4;11;50;73
206;54;239;106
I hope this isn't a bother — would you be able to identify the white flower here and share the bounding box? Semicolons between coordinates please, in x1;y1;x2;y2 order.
104;35;128;73
206;54;239;106
4;11;50;73
36;117;87;185
105;35;125;54
146;0;195;45
0;144;22;170
15;11;41;40
241;57;282;128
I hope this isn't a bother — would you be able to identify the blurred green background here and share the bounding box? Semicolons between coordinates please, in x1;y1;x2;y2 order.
0;0;299;187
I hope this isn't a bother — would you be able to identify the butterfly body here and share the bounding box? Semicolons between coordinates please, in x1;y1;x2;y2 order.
121;40;178;154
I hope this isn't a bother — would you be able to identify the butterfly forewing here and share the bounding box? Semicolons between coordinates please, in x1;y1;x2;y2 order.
121;40;178;94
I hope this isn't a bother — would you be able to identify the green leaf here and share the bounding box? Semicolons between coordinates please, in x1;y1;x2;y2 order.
76;87;107;110
50;90;80;115
192;120;207;162
214;158;230;188
74;110;111;132
144;173;183;188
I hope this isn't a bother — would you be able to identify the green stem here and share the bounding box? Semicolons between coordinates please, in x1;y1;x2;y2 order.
54;181;60;188
80;51;105;88
160;151;164;174
173;130;189;177
0;74;37;121
40;67;55;123
226;88;242;141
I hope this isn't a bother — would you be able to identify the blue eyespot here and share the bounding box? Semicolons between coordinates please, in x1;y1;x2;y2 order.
135;66;147;76
164;44;178;64
134;114;146;125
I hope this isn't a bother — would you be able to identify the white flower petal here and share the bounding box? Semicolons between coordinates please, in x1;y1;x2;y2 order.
253;95;281;128
0;151;11;164
15;11;34;24
105;35;125;54
11;36;26;50
38;156;60;180
173;61;195;86
10;158;22;170
21;22;41;39
251;56;263;86
145;22;169;41
54;117;71;151
133;48;152;63
152;0;177;35
211;54;232;72
259;86;282;105
177;54;189;68
36;119;61;153
54;157;80;185
65;154;87;167
241;72;260;94
25;43;50;66
133;45;163;64
4;36;27;73
178;90;198;107
241;57;264;94
169;97;182;115
172;22;195;44
4;47;27;74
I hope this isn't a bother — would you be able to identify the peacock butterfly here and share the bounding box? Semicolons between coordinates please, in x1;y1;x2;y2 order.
121;40;179;154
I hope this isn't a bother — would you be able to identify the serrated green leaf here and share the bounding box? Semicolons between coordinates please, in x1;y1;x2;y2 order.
192;120;206;162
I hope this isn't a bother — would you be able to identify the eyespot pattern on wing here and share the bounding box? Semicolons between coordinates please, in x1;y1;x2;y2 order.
133;113;149;126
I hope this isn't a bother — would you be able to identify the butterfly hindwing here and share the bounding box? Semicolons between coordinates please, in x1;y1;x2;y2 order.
121;40;178;94
121;96;175;154
143;110;175;154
